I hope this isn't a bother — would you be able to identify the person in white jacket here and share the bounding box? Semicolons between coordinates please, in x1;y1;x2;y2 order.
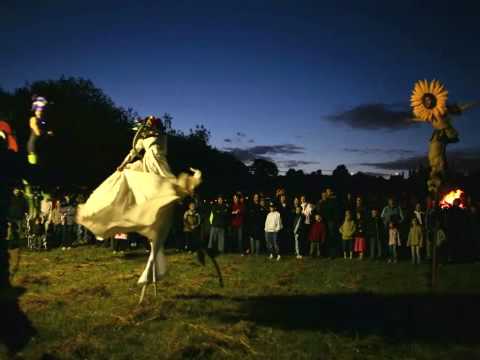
265;203;283;261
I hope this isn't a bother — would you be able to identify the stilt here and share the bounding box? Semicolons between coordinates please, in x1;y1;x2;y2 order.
152;243;157;297
138;284;147;305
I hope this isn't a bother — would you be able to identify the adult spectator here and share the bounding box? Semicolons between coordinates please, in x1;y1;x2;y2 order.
50;200;63;247
246;193;267;255
278;194;292;254
425;198;441;260
381;198;404;227
183;201;201;252
231;193;245;254
366;208;384;260
208;196;229;253
321;188;341;258
265;203;282;261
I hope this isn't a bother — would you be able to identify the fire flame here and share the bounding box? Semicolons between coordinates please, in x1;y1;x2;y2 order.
440;189;465;209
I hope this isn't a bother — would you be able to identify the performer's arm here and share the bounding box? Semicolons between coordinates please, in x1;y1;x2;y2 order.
117;146;139;171
458;101;480;112
118;125;146;171
447;101;480;115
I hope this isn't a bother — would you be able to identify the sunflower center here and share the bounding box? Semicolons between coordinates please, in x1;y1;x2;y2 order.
422;93;437;109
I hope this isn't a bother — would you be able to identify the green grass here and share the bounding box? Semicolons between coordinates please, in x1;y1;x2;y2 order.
2;246;480;360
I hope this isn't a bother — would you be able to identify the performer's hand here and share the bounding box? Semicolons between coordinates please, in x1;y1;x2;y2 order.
190;167;202;179
47;130;54;136
117;165;125;172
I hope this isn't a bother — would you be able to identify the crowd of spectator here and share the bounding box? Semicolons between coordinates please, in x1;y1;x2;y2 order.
5;185;480;265
172;188;480;265
6;187;91;250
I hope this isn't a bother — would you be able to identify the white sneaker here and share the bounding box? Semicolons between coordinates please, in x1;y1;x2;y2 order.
276;255;281;261
296;255;302;259
269;254;273;259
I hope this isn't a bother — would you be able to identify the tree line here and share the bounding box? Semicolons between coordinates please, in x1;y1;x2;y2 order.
1;77;479;200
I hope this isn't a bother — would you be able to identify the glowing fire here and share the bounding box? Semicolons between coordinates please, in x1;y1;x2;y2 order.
440;189;465;209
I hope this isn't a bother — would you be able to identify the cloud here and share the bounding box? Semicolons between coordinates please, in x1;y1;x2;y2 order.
325;103;415;130
359;156;425;170
278;160;319;169
224;138;232;143
359;171;396;177
225;144;305;162
248;139;255;143
343;147;416;156
236;132;247;137
360;147;480;171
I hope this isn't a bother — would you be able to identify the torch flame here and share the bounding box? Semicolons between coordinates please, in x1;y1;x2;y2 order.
440;189;465;209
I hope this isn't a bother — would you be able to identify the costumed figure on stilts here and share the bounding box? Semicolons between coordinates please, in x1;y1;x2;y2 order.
25;96;54;220
28;96;52;166
410;79;478;194
77;115;223;304
411;80;478;285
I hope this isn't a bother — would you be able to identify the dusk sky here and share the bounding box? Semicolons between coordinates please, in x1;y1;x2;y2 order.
1;0;480;175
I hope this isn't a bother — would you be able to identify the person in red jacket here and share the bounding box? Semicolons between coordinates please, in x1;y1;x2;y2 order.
309;213;327;257
231;193;246;254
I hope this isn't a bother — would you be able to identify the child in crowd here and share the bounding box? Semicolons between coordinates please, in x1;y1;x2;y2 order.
183;201;201;252
292;206;305;259
387;222;401;263
407;217;424;264
354;211;366;260
339;210;356;260
309;213;326;257
265;203;282;261
32;216;45;250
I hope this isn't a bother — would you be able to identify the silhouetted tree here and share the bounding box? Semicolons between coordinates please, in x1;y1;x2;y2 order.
249;159;279;178
286;168;297;177
332;164;350;178
188;124;211;146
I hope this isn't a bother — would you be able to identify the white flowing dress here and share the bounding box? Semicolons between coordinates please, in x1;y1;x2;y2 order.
77;135;200;285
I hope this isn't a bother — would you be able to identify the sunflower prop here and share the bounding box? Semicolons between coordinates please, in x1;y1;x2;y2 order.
410;79;448;122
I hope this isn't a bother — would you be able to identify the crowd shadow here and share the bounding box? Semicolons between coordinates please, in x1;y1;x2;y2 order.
176;292;480;345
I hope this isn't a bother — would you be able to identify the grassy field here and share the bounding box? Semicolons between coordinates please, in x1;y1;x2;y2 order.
2;246;480;360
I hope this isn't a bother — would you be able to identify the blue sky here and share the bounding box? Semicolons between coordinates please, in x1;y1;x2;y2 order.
1;0;479;174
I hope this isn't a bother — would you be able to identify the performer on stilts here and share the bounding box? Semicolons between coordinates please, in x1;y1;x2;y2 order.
410;79;478;285
24;96;53;220
77;115;222;303
27;96;52;166
410;80;478;194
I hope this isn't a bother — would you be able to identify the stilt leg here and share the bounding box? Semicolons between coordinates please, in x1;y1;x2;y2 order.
138;284;147;305
151;241;157;296
152;262;157;296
